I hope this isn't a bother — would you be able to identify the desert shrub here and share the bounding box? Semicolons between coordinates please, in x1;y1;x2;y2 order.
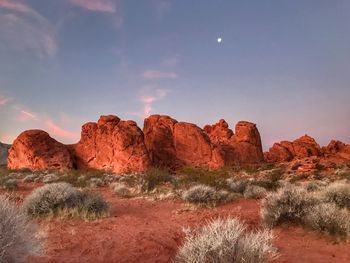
182;185;231;205
244;185;267;199
179;167;230;188
140;167;173;192
321;182;350;209
42;174;59;184
304;203;350;239
176;218;276;263
227;179;249;194
89;178;104;187
23;183;108;220
57;169;107;188
2;179;18;191
0;196;41;262
112;183;131;197
261;185;320;227
305;180;326;192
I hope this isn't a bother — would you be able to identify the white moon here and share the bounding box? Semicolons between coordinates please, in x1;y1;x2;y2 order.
217;38;222;43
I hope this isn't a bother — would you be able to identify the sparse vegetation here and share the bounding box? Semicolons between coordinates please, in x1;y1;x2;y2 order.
176;218;276;263
227;179;249;194
261;185;319;227
181;185;232;206
112;183;131;197
140;167;173;192
304;203;350;239
321;182;350;209
0;196;41;262
23;182;108;220
179;167;231;188
244;185;267;199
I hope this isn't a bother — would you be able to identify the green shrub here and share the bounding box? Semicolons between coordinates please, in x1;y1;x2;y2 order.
23;183;108;220
179;167;230;188
176;218;276;263
322;182;350;209
261;185;320;227
181;185;231;206
141;167;173;192
244;185;267;199
304;203;350;239
0;196;41;262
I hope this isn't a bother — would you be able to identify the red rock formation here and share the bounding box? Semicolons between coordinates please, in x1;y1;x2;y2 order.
7;130;73;171
265;135;322;163
204;120;264;166
144;115;213;168
73;115;150;173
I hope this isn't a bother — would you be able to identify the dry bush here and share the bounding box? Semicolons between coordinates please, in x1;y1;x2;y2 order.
244;185;267;199
179;167;230;188
23;183;108;220
261;185;320;227
112;183;131;197
176;218;276;263
227;179;249;194
304;203;350;239
305;181;325;192
0;196;41;263
321;182;350;209
181;185;231;205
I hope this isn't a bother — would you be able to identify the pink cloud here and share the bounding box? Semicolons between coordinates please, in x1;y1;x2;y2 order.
45;120;79;140
0;96;9;105
138;88;169;118
70;0;116;13
18;110;38;122
0;0;34;14
141;70;178;79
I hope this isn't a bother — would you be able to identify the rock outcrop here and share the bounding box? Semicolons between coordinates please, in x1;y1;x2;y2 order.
7;130;73;171
72;115;150;173
144;115;213;168
0;142;10;165
144;116;264;169
265;135;322;163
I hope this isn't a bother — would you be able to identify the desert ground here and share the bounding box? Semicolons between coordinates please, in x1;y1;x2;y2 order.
1;166;350;263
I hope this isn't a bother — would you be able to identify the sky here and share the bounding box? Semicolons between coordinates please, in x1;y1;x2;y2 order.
0;0;349;150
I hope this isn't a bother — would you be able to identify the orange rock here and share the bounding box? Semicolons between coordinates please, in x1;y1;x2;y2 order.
7;130;73;171
73;115;150;173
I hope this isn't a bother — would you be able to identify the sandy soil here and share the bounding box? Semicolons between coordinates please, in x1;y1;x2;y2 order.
3;184;350;263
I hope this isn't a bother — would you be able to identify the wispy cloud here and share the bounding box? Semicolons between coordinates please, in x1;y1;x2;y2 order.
18;110;38;122
137;88;169;118
69;0;116;13
0;0;57;58
0;96;9;105
45;119;79;140
161;55;180;67
141;70;178;79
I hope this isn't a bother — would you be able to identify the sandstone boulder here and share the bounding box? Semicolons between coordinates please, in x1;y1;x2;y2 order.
73;115;150;173
7;130;73;171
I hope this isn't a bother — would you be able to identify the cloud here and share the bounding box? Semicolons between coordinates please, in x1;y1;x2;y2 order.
18;110;38;122
0;0;57;58
69;0;116;13
0;96;9;105
141;70;178;79
45;120;79;140
137;88;169;118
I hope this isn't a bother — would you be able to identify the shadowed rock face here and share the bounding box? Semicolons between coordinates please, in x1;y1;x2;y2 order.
72;115;151;174
7;130;73;171
0;142;10;165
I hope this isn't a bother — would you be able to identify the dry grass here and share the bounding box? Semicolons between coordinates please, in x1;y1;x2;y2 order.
176;218;276;263
244;185;267;199
321;182;350;209
0;196;41;262
181;185;232;206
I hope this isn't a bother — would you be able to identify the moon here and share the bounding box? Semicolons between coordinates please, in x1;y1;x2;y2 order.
217;37;222;43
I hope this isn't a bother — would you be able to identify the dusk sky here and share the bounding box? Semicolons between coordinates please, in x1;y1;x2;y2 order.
0;0;349;150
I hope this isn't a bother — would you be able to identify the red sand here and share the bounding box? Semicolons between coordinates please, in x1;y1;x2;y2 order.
3;184;350;263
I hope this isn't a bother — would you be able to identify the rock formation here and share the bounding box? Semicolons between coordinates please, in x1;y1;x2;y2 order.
72;115;150;173
143;115;213;168
144;116;264;169
265;135;322;163
0;142;10;165
7;130;73;171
